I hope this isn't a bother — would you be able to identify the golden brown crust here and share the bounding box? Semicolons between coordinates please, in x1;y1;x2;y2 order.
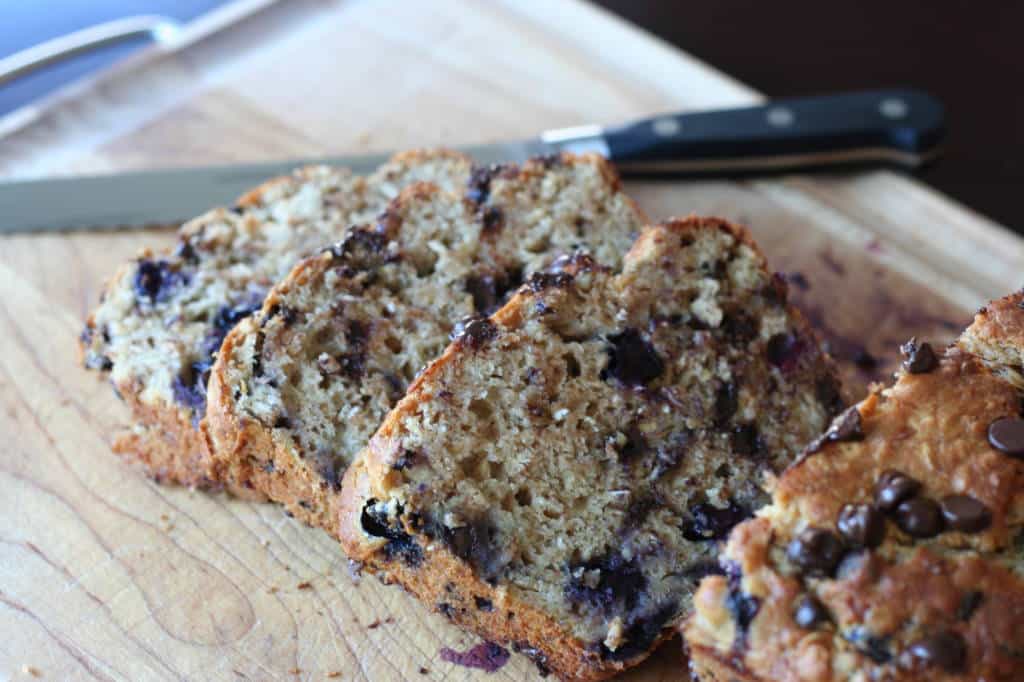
684;291;1024;682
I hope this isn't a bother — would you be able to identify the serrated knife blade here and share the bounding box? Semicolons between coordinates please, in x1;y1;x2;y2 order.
0;90;944;234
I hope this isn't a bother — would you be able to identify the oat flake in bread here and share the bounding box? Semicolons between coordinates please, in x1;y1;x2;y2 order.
337;217;842;680
79;150;473;490
684;292;1024;682
202;153;649;530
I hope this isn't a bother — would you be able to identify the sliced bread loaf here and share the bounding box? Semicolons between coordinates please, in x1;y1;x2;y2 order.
202;153;648;527
79;150;472;489
336;217;843;680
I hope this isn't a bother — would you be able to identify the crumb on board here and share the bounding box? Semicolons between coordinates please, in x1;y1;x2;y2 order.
268;586;279;594
327;672;342;679
418;667;430;675
296;581;312;590
288;668;301;675
22;665;40;677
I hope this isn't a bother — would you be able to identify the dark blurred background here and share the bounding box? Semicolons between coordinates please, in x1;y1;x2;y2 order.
595;1;1024;230
3;1;1022;230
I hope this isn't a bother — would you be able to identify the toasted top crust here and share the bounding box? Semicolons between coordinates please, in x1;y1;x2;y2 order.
684;292;1024;682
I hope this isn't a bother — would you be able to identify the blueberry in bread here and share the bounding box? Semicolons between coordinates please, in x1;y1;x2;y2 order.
202;153;649;529
79;150;473;489
337;217;842;680
684;292;1024;681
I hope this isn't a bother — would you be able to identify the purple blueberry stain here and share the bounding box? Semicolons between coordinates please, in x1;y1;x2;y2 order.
439;641;510;673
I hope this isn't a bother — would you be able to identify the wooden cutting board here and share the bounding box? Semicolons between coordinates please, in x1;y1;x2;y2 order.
2;1;1022;679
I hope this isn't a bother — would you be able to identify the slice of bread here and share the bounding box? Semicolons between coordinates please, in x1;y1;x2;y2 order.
684;293;1024;682
337;217;842;680
202;153;648;528
79;150;473;490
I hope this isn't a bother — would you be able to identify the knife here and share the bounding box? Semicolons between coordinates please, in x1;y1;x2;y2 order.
0;89;943;234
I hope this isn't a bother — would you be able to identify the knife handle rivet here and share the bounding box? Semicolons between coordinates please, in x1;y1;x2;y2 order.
879;98;908;119
766;107;795;127
651;117;681;137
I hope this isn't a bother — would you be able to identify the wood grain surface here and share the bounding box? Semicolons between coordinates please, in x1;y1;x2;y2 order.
1;1;1022;680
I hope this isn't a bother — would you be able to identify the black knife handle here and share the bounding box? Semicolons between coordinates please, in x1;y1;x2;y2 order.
594;89;945;176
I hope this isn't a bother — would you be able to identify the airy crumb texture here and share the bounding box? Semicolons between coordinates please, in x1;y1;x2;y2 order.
79;150;473;488
338;217;841;681
684;292;1024;682
203;153;648;530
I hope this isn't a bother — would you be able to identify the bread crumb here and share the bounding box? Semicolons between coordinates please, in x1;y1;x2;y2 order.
327;673;342;678
418;667;430;675
288;668;301;675
268;586;279;594
22;665;40;677
296;581;312;590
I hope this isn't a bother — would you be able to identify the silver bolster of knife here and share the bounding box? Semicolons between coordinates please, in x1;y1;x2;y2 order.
540;124;611;158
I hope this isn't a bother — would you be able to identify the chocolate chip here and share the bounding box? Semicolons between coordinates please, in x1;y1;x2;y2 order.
900;338;939;374
730;424;766;460
874;470;921;511
836;503;886;548
829;406;864;442
907;630;966;672
721;313;758;343
601;329;664;387
682;501;751;541
525;271;573;294
793;595;830;629
450;315;497;349
988;416;1024;457
894;497;944;537
766;332;807;372
957;590;984;621
940;495;992;533
713;382;739;426
786;528;845;576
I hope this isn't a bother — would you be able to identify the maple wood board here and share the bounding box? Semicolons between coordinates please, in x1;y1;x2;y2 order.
1;0;1022;680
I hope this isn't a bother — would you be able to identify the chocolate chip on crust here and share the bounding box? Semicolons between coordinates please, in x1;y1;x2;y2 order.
893;497;944;538
988;416;1024;457
786;528;845;576
874;470;921;511
836;503;886;548
906;630;966;672
940;494;992;533
450;315;498;349
900;337;938;374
